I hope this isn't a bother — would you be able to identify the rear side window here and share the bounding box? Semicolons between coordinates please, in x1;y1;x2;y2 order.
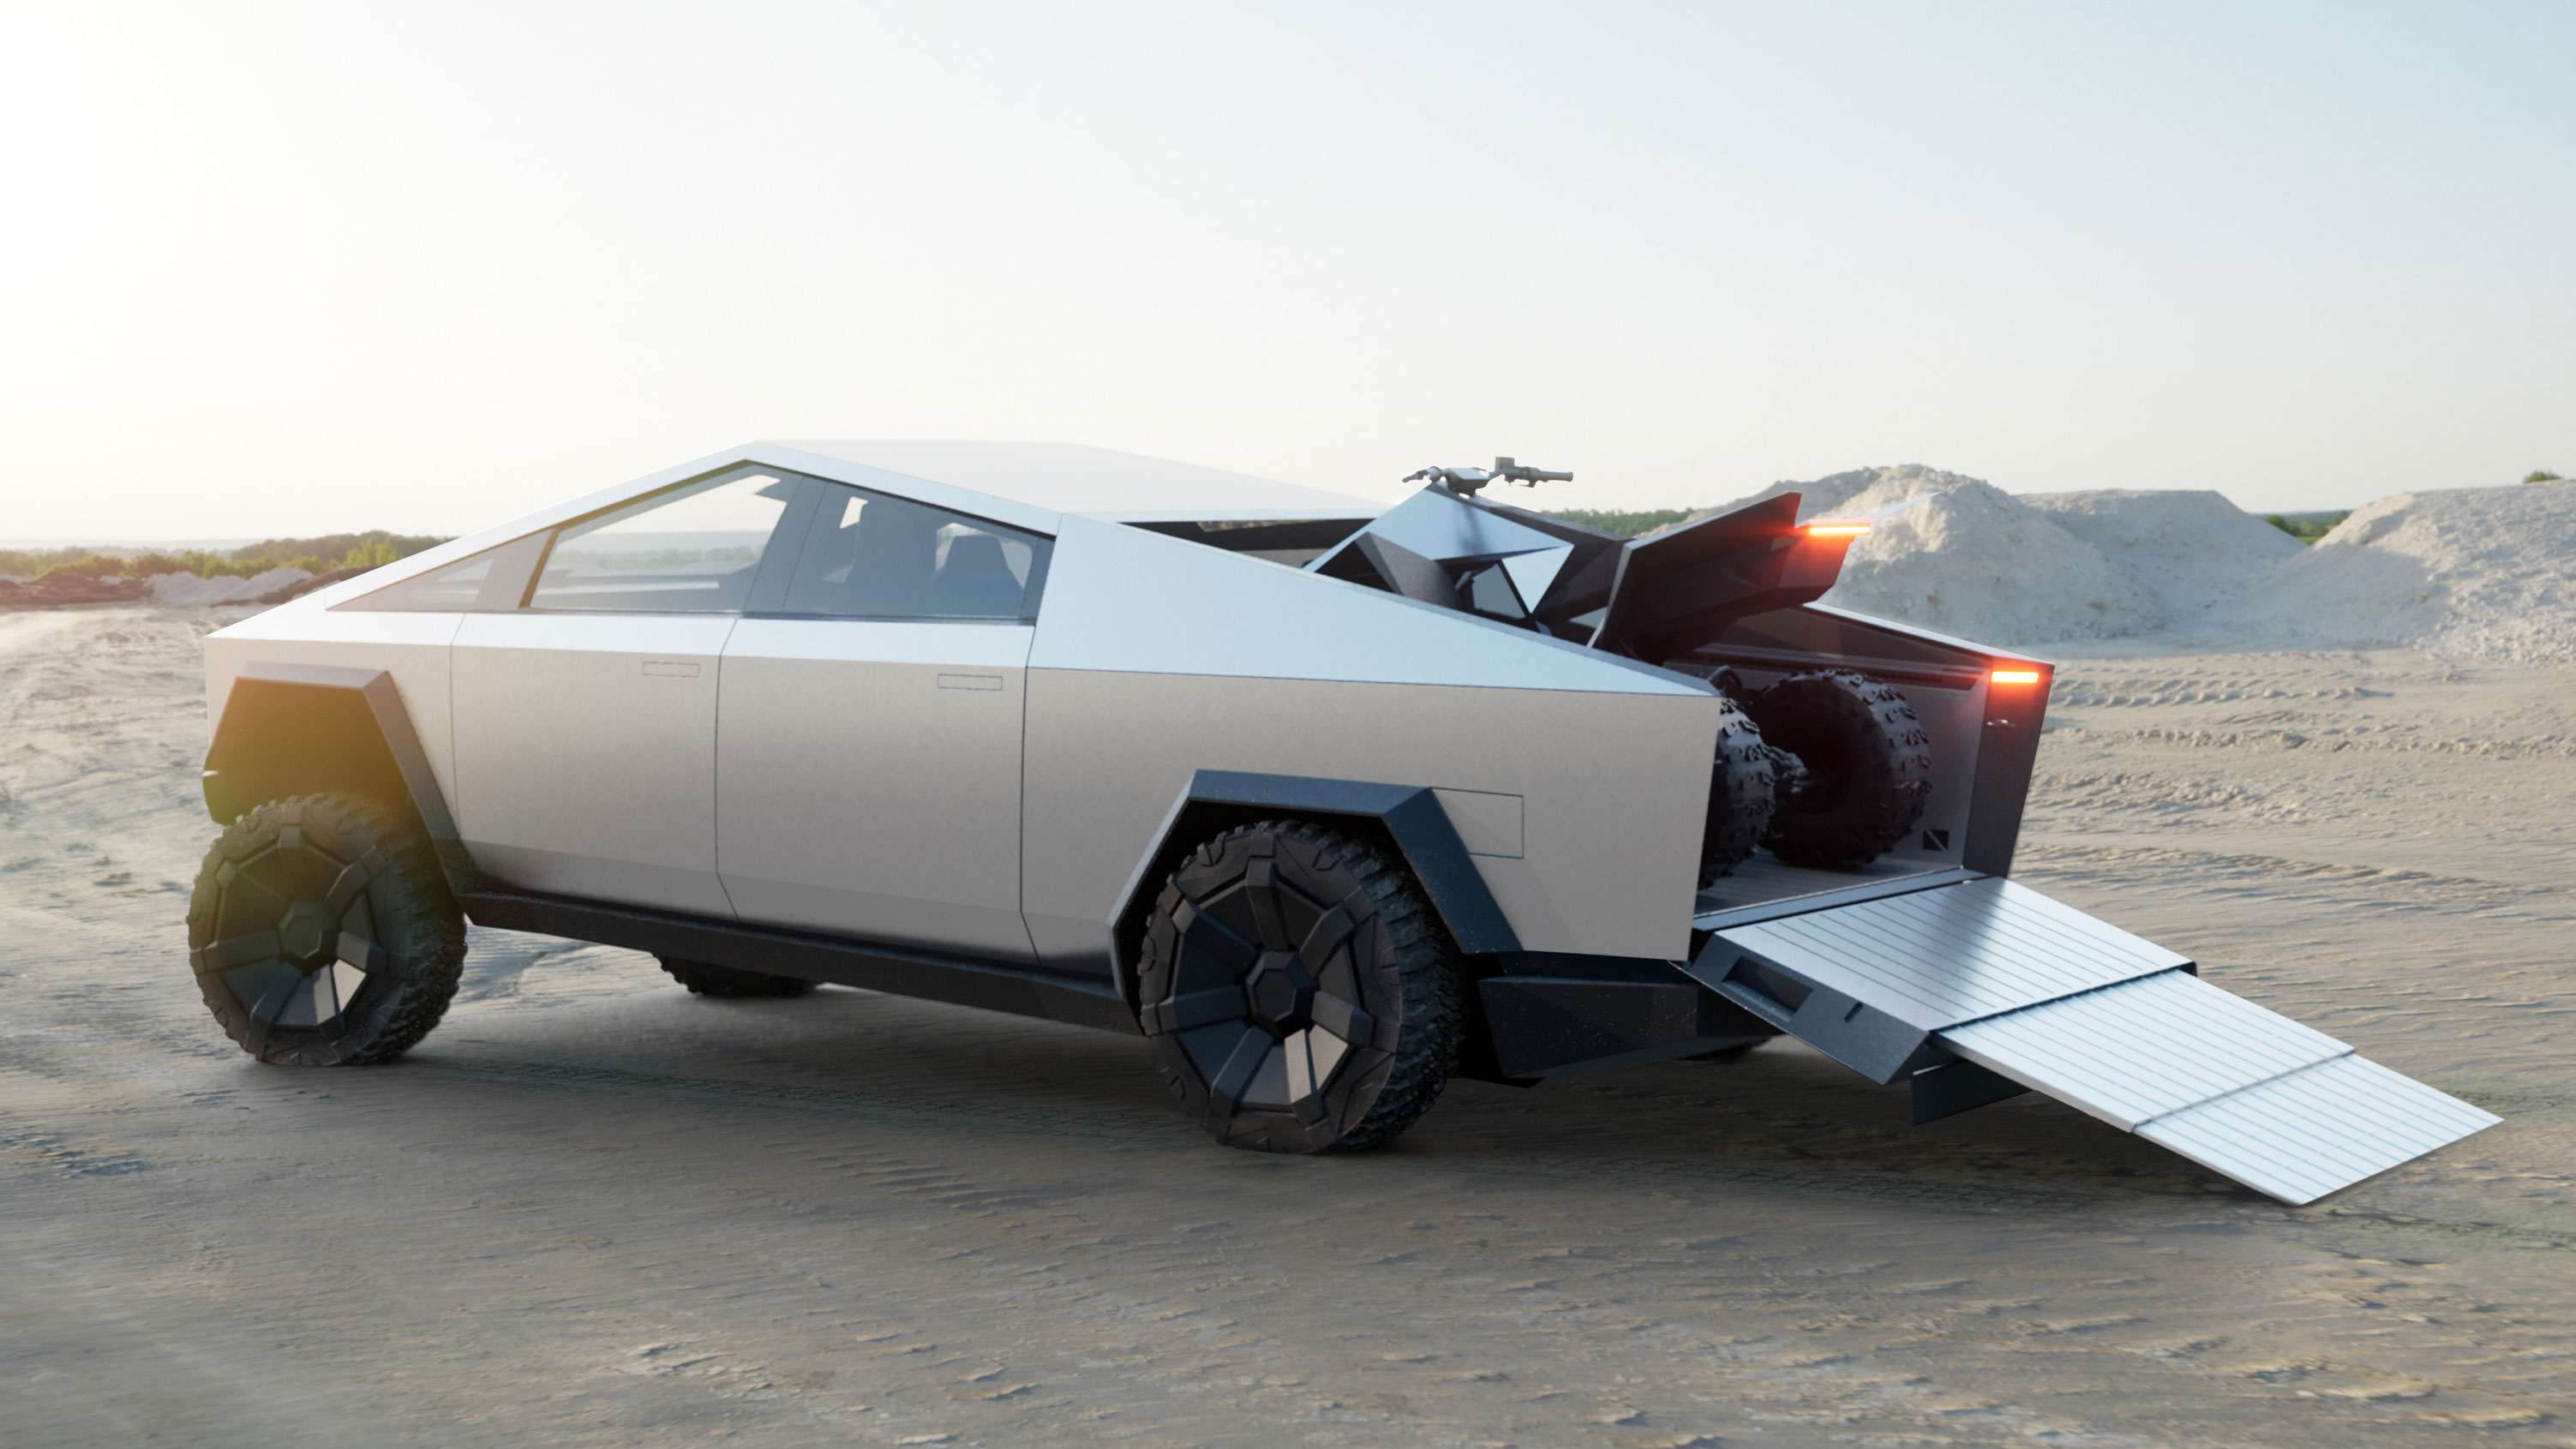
338;532;549;612
526;467;798;614
776;485;1051;621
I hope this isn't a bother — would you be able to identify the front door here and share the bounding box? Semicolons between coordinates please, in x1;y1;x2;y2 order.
450;466;799;915
716;482;1052;961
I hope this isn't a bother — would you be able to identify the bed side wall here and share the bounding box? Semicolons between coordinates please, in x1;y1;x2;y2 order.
1022;674;1714;972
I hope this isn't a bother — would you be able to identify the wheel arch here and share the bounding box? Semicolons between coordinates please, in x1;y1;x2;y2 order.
202;662;481;894
1105;769;1519;1014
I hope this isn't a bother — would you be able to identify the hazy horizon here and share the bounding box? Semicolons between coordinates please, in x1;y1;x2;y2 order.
8;3;2568;537
0;489;2388;556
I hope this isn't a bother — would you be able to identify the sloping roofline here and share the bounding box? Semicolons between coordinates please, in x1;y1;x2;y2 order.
770;440;1391;523
238;440;1397;617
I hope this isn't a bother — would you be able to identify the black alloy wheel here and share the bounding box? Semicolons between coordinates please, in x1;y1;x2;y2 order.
1745;670;1933;869
186;793;466;1065
1135;820;1463;1154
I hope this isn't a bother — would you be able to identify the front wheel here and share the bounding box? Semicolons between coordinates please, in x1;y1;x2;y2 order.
1135;820;1463;1154
186;793;466;1065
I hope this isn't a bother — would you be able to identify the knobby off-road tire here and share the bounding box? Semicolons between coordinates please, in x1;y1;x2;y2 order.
1746;670;1933;870
1135;820;1465;1154
657;957;817;998
1698;695;1778;885
186;793;466;1066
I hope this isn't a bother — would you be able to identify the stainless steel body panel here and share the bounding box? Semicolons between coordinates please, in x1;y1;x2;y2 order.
1022;668;1714;968
204;610;465;811
1021;515;1716;971
716;618;1037;961
1031;516;1709;695
451;612;738;916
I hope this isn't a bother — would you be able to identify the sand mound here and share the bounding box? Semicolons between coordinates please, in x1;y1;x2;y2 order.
2020;488;2304;622
1676;465;2297;645
1666;466;2576;658
2209;480;2576;660
145;568;309;608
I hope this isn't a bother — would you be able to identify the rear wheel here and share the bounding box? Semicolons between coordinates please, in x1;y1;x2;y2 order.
1746;670;1933;869
1135;820;1463;1154
1698;696;1777;885
657;957;818;998
186;793;465;1065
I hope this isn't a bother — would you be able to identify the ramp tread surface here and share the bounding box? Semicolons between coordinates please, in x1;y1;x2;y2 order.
1711;877;2189;1032
2141;1056;2501;1206
1938;970;2498;1204
1939;970;2348;1128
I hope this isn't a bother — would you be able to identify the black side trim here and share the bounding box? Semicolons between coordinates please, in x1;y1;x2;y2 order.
1474;968;1774;1084
202;662;482;894
461;888;1140;1035
1908;1057;2030;1124
1680;936;1950;1085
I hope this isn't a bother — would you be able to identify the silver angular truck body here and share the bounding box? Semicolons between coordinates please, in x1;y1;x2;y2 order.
195;441;2492;1198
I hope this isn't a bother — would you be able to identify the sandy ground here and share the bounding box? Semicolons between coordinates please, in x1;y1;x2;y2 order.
3;607;2573;1447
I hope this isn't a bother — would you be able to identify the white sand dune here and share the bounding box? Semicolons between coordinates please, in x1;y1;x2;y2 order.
2210;480;2576;660
1667;466;2576;660
1670;465;2303;645
142;566;310;608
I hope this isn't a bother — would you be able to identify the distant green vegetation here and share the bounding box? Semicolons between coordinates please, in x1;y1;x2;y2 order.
1539;506;1699;538
557;546;759;572
0;530;447;582
2262;511;2351;544
2528;470;2564;485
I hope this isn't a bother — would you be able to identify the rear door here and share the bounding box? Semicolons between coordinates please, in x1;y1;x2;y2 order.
716;482;1052;961
450;466;800;915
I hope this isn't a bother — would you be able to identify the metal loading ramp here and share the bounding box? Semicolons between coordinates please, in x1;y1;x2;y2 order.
1687;877;2499;1204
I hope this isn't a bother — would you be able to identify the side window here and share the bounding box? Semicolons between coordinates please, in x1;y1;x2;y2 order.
526;467;798;614
777;485;1051;621
338;531;549;612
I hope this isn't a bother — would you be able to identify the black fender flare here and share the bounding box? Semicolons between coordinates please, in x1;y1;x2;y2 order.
202;662;481;895
1105;769;1519;1014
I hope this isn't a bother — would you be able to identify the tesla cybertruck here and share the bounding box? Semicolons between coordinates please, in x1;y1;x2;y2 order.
189;441;2495;1201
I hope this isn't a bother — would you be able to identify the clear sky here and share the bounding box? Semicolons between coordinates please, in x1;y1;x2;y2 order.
5;2;2569;539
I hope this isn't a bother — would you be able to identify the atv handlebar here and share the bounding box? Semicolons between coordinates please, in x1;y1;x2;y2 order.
1403;455;1573;496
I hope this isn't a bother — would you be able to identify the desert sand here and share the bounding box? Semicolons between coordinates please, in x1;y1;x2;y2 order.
4;599;2574;1447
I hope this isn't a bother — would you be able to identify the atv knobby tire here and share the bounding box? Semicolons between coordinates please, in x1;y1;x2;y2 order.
1698;695;1778;885
1135;820;1464;1154
186;793;466;1065
658;957;818;998
1746;670;1933;870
